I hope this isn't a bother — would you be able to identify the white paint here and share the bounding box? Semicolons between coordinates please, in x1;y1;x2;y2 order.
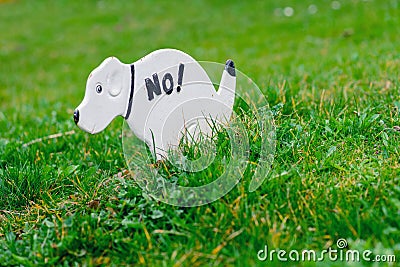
75;49;236;160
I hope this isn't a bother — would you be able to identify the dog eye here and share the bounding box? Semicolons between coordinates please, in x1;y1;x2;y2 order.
96;84;102;94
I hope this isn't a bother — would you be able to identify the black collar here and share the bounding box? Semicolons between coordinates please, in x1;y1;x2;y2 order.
125;64;135;120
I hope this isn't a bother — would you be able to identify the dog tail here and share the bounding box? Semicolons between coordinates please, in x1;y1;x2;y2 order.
216;60;236;121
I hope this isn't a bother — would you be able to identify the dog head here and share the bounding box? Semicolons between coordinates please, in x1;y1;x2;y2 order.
74;57;130;134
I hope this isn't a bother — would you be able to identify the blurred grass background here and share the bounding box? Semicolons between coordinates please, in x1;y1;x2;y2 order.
0;0;399;266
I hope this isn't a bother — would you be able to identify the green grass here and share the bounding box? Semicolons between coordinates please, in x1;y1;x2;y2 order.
0;0;399;266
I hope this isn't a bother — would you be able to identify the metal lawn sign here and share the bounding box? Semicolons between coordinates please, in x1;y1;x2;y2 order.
74;49;236;160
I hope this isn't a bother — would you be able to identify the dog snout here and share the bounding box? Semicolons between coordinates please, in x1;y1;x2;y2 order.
73;109;80;124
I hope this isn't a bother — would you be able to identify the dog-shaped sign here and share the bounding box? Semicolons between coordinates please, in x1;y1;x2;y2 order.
74;49;236;159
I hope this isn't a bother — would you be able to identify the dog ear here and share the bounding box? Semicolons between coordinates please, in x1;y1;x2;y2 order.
107;69;123;97
104;57;123;97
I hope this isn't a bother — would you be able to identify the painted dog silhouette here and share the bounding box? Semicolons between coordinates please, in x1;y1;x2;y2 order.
74;49;236;159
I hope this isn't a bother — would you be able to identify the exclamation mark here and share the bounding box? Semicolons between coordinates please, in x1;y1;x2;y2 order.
177;63;184;92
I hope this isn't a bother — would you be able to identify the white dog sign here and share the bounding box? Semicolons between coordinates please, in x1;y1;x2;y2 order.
74;49;236;159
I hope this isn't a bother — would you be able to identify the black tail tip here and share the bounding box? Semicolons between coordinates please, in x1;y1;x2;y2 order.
225;59;235;77
73;109;79;124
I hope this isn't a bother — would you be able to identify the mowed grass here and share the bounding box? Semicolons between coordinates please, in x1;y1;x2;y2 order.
0;0;399;266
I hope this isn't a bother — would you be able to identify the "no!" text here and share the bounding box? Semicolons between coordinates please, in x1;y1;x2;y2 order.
145;63;184;101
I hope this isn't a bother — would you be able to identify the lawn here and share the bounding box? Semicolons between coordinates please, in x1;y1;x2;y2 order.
0;0;399;266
